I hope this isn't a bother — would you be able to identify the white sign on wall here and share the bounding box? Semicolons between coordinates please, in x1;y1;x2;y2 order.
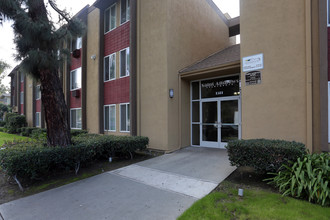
242;53;264;72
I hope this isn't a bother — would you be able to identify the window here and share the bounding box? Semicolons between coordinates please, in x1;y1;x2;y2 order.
71;37;82;51
20;92;24;104
328;0;330;26
120;48;130;77
105;4;117;33
35;85;41;100
120;0;130;24
35;112;40;127
104;53;116;81
70;68;82;90
20;73;24;82
104;105;116;131
71;108;82;129
120;103;130;132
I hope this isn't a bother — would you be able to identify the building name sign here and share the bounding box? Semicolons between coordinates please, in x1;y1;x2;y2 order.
242;53;264;72
245;71;261;86
201;76;240;99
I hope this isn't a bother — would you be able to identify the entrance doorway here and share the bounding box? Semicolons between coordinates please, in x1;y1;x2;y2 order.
191;75;241;149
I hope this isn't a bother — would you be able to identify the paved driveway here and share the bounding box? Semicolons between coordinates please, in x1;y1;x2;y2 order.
0;147;236;220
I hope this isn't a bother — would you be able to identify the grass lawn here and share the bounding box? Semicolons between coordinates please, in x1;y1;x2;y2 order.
178;181;330;220
0;132;30;146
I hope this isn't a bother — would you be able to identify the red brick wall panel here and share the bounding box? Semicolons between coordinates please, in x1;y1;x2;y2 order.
104;77;130;105
20;104;24;114
36;99;41;112
104;22;130;56
328;28;330;81
20;82;24;92
70;89;82;108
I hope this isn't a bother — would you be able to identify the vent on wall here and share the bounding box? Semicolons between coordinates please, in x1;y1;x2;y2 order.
72;49;81;58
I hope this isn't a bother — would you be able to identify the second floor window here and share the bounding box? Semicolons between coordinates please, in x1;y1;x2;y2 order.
70;68;82;90
121;0;130;24
104;53;116;81
105;4;116;33
71;37;82;51
120;48;130;77
35;85;41;100
20;73;24;82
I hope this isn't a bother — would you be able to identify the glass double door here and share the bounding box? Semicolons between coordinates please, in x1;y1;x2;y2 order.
200;97;240;148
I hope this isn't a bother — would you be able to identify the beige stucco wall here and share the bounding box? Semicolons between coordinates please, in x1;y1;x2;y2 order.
240;0;312;151
137;0;230;151
86;7;100;134
25;77;33;127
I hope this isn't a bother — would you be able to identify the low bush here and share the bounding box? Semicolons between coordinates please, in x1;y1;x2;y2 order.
6;115;27;134
0;135;149;182
0;121;6;127
70;129;88;137
226;139;306;173
266;153;330;206
19;127;40;137
4;112;18;124
31;128;47;140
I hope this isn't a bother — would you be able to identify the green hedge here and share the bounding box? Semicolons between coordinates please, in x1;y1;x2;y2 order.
226;139;306;173
7;115;27;134
0;135;149;182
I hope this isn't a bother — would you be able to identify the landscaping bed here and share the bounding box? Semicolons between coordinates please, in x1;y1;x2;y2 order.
178;168;330;220
0;153;153;205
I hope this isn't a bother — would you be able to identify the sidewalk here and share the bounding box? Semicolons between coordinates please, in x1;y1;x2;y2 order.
0;147;236;220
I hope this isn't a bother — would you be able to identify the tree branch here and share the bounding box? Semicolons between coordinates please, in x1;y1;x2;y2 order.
48;0;70;23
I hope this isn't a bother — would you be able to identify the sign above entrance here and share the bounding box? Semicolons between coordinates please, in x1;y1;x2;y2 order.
245;71;261;86
242;53;264;72
201;76;240;99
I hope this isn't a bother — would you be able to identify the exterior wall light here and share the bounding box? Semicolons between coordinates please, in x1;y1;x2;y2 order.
91;54;96;60
169;89;174;98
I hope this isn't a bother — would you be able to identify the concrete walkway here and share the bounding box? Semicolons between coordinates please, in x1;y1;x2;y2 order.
0;147;236;220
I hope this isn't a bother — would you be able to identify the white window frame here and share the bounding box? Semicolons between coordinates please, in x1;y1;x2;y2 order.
104;104;116;132
328;0;330;26
20;92;24;104
120;103;130;132
70;67;82;91
70;108;82;130
35;85;41;100
120;0;130;25
120;47;130;78
104;53;116;82
35;112;41;127
20;73;24;82
104;3;117;34
71;37;82;51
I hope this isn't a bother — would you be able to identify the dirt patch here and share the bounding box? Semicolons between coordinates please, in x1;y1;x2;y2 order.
0;154;153;205
214;167;278;193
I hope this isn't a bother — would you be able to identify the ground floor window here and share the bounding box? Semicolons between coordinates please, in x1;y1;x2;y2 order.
70;108;82;129
104;105;116;131
35;112;40;127
20;92;24;104
191;75;241;148
120;103;130;132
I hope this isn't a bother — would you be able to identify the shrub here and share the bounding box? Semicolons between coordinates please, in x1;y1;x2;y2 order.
0;121;6;127
20;127;40;137
70;129;88;137
266;153;330;206
31;128;47;140
0;135;149;182
5;112;18;124
226;139;306;173
7;115;27;134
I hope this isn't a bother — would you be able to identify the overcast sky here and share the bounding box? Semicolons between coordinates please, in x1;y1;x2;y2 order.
0;0;239;88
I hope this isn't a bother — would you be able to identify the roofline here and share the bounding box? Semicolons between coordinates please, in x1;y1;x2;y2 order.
179;61;240;77
205;0;229;26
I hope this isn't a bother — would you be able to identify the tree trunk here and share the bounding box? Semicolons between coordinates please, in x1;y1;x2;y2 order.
40;69;71;147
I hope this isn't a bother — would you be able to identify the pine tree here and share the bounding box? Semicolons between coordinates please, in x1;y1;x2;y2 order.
0;0;85;146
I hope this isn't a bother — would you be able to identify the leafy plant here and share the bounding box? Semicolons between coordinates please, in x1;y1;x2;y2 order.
266;153;330;206
226;139;306;173
6;115;27;134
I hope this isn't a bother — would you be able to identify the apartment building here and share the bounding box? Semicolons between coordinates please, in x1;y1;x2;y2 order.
10;0;329;153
